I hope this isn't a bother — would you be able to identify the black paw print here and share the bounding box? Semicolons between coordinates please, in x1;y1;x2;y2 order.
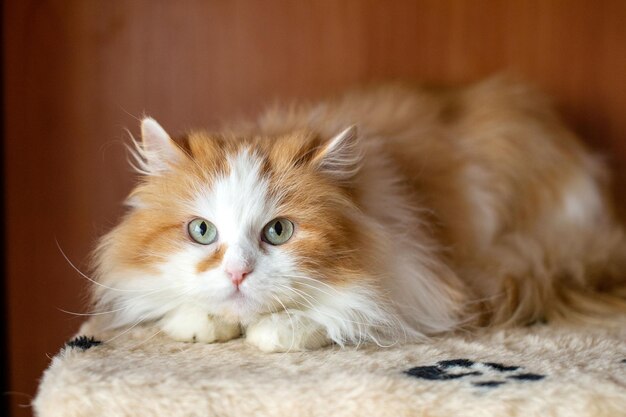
65;335;102;350
404;358;545;388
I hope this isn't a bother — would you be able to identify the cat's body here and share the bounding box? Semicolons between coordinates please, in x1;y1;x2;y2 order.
94;78;626;352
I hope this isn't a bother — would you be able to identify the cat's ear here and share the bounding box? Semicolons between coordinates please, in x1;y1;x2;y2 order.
313;126;362;181
136;117;183;173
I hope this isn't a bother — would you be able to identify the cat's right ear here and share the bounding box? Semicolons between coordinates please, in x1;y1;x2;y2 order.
135;117;184;174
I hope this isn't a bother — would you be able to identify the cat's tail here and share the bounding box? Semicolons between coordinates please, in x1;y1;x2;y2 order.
547;230;626;326
482;225;626;328
548;286;626;325
485;279;626;329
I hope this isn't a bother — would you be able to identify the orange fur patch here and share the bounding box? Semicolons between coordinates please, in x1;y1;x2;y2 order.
196;244;227;273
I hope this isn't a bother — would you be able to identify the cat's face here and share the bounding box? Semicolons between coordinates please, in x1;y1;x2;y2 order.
98;119;368;324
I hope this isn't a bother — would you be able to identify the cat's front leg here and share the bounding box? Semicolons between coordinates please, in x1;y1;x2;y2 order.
160;305;241;343
245;312;330;352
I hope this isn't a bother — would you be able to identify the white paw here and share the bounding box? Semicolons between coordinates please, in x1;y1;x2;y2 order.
160;307;240;343
245;312;330;352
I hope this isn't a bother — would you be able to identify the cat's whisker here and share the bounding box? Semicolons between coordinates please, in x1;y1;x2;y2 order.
127;328;164;350
271;294;297;354
103;316;148;344
275;284;398;331
64;294;156;317
277;285;317;308
58;307;130;317
276;276;407;347
282;274;343;293
56;240;148;293
61;283;188;318
274;285;317;310
57;240;182;294
273;288;347;364
268;292;303;357
89;285;189;322
288;279;343;300
101;287;197;344
278;287;376;334
283;276;421;343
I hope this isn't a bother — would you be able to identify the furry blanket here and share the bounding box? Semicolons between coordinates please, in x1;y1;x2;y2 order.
34;320;626;417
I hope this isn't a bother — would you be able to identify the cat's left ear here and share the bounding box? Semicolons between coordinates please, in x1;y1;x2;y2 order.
138;117;184;173
313;126;362;182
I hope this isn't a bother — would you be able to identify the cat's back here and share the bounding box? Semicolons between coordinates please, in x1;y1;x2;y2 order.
275;77;600;228
317;77;587;163
263;77;610;256
259;76;588;172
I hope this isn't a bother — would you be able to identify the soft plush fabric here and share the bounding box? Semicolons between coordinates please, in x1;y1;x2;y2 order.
34;319;626;417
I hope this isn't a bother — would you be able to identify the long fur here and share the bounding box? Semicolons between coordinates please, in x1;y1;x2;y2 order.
92;77;626;352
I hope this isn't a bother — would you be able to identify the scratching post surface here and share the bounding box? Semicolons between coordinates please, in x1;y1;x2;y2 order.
34;320;626;417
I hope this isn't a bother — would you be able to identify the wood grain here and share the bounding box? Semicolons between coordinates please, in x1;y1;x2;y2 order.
4;1;626;415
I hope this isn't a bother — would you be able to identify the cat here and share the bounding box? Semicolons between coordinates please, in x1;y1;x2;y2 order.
92;77;626;352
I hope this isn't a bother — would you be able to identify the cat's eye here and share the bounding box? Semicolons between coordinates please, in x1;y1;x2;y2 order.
188;218;218;245
262;218;294;246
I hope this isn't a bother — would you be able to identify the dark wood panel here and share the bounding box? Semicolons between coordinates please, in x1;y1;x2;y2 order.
5;1;626;415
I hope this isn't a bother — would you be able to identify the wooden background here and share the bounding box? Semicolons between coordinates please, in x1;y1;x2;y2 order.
4;1;626;415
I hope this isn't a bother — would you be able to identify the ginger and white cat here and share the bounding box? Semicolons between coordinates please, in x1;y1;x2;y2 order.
93;77;626;352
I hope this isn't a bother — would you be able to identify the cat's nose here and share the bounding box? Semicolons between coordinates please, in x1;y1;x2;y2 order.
226;266;253;288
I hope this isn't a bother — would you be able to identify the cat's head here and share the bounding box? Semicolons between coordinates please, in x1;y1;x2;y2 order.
94;118;373;325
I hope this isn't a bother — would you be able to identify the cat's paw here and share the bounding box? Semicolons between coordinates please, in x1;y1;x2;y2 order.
160;307;240;343
245;312;330;352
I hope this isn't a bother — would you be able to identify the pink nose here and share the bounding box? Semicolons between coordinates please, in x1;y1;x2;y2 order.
226;267;252;287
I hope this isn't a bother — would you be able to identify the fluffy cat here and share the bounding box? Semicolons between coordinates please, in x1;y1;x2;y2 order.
93;77;626;352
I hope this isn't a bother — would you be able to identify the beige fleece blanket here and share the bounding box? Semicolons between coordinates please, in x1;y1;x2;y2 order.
34;319;626;417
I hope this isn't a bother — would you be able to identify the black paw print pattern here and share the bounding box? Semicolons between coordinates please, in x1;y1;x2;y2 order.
65;335;103;350
404;358;545;388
